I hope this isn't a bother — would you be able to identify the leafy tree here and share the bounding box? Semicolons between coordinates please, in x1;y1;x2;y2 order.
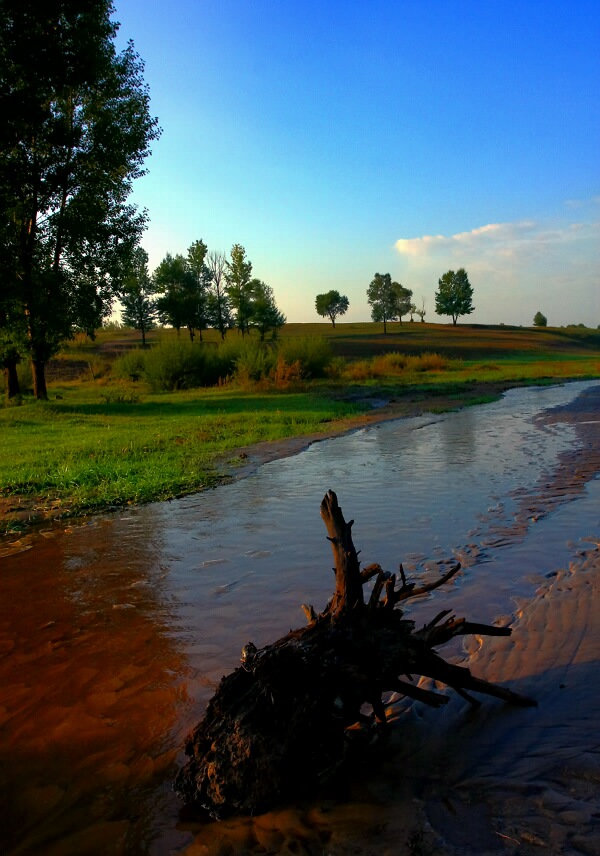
367;273;397;333
315;290;349;328
226;244;254;336
0;0;160;398
394;282;413;324
434;268;474;325
186;239;212;341
250;280;286;341
533;311;548;327
120;247;156;347
153;253;197;338
206;250;233;340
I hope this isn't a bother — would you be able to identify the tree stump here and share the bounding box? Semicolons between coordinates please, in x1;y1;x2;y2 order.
174;490;535;816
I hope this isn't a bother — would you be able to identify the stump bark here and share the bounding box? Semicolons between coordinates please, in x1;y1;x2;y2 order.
175;490;535;816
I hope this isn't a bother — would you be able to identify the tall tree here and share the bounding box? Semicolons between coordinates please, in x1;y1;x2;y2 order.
226;244;254;336
367;273;397;334
435;268;474;325
415;296;427;323
315;290;349;328
250;280;286;341
206;250;232;340
533;311;548;327
120;247;156;347
0;0;160;398
153;253;196;338
187;239;211;342
394;281;413;324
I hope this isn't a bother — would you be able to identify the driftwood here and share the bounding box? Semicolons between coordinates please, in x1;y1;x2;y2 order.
175;490;535;816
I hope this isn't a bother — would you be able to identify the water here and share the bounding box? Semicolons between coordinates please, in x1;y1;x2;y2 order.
1;380;599;854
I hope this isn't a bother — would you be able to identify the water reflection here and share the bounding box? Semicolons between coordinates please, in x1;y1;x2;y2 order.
0;380;599;854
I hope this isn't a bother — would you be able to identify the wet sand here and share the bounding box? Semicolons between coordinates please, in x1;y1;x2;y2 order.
174;386;600;855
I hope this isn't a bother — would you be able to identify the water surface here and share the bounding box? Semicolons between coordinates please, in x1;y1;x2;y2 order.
1;380;599;854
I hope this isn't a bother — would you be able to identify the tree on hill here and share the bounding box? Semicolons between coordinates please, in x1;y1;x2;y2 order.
415;297;427;322
435;268;474;325
250;280;286;340
366;273;412;333
315;290;349;328
533;311;548;327
120;248;156;347
0;0;160;398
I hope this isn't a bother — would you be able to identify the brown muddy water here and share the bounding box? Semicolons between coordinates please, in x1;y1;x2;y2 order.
1;380;599;855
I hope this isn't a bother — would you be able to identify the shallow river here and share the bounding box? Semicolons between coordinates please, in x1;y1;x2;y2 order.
1;380;599;855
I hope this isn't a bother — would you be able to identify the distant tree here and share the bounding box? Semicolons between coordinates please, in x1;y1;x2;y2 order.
409;302;417;322
120;248;156;347
226;244;254;336
315;290;349;328
394;282;413;324
533;311;548;327
435;268;474;325
154;253;196;338
0;0;160;398
206;250;233;340
187;239;212;341
251;280;286;340
415;297;427;323
367;273;412;333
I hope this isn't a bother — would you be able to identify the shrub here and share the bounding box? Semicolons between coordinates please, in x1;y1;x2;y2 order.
277;337;333;378
114;349;147;382
232;341;278;382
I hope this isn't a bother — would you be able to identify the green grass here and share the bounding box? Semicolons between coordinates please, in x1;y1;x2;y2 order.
0;386;361;523
2;320;599;532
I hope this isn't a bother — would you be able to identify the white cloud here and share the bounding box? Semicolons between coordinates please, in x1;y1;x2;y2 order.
392;216;600;326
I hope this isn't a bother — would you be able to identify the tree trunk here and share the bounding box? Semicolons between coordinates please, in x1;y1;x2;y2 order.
4;359;20;398
175;491;535;818
32;359;48;400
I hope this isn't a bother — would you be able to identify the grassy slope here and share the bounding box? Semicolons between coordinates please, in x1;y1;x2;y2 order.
2;322;599;534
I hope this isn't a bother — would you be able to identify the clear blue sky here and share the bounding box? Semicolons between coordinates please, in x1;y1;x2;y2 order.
114;0;599;327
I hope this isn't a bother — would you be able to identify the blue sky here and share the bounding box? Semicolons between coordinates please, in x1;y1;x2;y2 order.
114;0;599;326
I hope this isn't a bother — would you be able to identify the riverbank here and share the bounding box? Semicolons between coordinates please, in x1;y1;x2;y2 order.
0;377;575;537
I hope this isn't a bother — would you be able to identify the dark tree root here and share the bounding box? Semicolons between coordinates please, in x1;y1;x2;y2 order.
174;490;536;817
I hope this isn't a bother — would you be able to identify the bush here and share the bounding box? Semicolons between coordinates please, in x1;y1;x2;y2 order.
231;341;278;382
114;349;147;382
277;337;333;378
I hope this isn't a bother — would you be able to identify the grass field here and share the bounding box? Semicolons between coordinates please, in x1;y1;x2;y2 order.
2;321;599;534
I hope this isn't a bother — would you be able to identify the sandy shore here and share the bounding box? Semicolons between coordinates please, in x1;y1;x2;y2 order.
176;384;600;855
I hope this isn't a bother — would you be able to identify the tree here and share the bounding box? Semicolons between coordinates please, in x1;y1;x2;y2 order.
394;281;413;324
367;274;413;332
226;244;254;336
120;248;156;347
533;311;548;327
415;297;427;323
0;1;160;398
315;290;349;328
206;250;232;340
250;280;286;340
434;268;474;325
187;239;211;341
153;254;193;336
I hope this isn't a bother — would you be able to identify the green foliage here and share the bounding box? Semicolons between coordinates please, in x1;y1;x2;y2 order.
533;311;548;327
113;349;147;382
120;247;156;346
226;244;254;336
278;336;333;378
250;280;286;340
367;273;413;332
0;0;160;398
315;290;349;327
435;269;475;325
